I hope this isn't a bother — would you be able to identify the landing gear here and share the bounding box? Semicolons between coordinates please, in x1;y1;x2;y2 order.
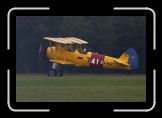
57;70;63;76
48;69;57;76
126;70;130;75
48;63;64;77
48;69;64;77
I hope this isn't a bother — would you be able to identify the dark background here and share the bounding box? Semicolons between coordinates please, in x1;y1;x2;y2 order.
16;16;146;74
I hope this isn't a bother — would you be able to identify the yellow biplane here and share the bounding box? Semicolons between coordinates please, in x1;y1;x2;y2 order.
39;37;139;76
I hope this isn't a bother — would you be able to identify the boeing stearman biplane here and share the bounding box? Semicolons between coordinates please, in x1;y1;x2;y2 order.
39;37;139;76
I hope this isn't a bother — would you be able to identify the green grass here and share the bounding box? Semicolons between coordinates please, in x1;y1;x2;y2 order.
16;74;146;102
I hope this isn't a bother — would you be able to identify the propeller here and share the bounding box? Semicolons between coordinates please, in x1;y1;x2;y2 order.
39;40;47;59
39;40;43;56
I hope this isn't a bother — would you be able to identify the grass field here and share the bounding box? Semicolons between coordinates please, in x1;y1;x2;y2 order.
16;74;146;102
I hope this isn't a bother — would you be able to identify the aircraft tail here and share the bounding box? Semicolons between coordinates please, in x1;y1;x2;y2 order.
119;48;139;70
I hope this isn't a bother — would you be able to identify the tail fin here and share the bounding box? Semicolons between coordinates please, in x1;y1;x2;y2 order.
124;48;139;70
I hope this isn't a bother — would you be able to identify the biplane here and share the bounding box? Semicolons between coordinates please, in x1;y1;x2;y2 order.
39;37;139;76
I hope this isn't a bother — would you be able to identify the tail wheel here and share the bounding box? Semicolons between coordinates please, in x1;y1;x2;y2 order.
57;70;63;76
48;69;57;76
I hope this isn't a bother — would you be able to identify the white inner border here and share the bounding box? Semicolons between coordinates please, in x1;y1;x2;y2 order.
7;7;50;50
114;7;156;50
7;7;50;112
7;7;156;112
113;7;156;112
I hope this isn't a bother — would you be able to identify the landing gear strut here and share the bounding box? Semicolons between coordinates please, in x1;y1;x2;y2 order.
48;63;64;77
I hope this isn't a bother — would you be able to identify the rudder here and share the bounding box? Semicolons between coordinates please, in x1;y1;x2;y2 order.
125;48;139;70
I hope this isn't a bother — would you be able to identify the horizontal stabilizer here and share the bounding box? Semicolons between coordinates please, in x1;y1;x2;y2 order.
115;59;130;66
117;48;139;70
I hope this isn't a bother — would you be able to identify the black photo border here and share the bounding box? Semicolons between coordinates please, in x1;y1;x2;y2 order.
7;7;156;112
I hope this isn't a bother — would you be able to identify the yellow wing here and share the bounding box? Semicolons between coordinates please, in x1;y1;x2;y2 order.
44;37;73;44
50;60;74;65
64;37;88;44
44;37;88;44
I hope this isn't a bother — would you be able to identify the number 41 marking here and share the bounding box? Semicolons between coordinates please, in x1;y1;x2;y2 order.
91;58;99;65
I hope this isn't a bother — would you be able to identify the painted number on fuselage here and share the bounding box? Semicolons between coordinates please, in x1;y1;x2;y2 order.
91;58;100;65
90;53;105;68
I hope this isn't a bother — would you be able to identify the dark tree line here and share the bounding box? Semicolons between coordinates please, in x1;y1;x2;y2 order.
16;16;146;74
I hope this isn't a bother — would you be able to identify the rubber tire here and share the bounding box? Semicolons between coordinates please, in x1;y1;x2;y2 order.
48;69;57;76
57;70;63;77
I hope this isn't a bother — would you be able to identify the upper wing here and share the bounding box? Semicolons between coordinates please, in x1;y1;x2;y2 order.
64;37;88;44
44;37;73;44
44;37;88;44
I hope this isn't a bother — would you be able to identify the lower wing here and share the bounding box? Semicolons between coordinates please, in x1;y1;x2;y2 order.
50;60;74;65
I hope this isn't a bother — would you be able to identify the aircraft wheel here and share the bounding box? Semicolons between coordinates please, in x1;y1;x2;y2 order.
48;69;57;76
57;70;63;76
126;71;130;75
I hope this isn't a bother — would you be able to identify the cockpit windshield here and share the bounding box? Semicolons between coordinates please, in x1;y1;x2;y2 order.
65;44;88;54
